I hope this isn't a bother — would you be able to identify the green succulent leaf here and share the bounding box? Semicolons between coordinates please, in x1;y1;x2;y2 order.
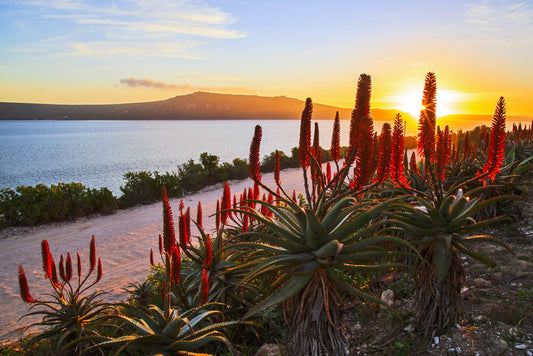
243;274;312;319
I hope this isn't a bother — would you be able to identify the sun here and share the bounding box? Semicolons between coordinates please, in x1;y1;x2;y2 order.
393;89;463;118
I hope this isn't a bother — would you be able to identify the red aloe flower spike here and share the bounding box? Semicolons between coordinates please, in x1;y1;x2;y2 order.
215;200;220;230
158;234;163;255
410;152;418;174
349;74;372;152
267;193;274;217
391;114;409;187
292;190;297;203
464;131;470;157
331;111;340;162
233;195;237;210
18;265;36;303
249;125;262;182
204;234;212;268
171;248;181;285
89;235;96;274
299;98;313;169
59;255;67;283
326;162;332;184
162;187;176;256
41;240;53;280
150;249;155;267
196;201;203;229
417;72;437;167
435;126;448;181
200;268;209;305
50;257;59;286
179;199;184;213
374;123;392;184
242;214;249;232
77;252;82;281
222;182;231;224
311;122;322;187
482;96;507;184
274;150;280;185
178;213;189;250
65;252;72;283
95;257;102;283
185;207;191;240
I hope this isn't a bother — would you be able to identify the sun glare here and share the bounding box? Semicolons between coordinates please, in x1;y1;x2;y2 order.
393;89;465;118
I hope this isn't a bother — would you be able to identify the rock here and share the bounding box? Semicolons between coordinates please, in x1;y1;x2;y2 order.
380;289;394;308
491;338;508;354
515;343;527;350
350;322;362;332
404;324;415;332
256;343;285;356
493;272;503;280
473;278;492;288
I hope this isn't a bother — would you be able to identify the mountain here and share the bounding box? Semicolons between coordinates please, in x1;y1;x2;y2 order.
0;91;405;122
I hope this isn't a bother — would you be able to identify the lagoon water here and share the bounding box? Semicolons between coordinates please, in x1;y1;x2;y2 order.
1;120;354;195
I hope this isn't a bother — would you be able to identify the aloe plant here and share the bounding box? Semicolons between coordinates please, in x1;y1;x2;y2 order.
393;188;512;337
231;196;412;355
231;78;416;354
394;76;514;338
17;236;112;354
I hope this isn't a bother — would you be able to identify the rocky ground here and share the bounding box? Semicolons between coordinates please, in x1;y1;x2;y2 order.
342;191;533;355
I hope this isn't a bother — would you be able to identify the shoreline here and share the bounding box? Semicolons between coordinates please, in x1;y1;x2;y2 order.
0;167;306;342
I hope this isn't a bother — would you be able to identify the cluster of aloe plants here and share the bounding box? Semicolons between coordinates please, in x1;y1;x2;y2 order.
16;72;533;355
17;236;111;354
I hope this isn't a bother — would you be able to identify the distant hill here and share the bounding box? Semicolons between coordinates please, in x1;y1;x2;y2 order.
0;91;406;122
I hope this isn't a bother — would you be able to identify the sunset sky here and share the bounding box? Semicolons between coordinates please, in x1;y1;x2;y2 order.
1;0;532;118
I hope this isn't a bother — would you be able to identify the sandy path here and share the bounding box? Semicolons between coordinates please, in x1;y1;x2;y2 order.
0;168;306;342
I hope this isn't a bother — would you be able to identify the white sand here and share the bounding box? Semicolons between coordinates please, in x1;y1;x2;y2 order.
0;168;306;342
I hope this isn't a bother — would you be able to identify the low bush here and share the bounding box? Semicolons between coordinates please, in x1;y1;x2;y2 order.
0;183;117;227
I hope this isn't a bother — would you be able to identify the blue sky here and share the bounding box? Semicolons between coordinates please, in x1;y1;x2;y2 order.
0;0;532;116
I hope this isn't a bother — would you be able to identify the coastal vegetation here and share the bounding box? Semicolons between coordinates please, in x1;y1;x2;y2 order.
5;72;533;355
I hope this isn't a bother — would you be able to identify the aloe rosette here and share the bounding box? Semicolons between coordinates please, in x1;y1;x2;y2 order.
230;195;414;355
91;303;245;356
392;188;512;337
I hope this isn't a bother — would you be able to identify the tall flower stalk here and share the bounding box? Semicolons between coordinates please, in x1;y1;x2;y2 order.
481;97;507;184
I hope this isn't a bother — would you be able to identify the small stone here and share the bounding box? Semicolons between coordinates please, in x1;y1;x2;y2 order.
255;344;285;356
456;346;462;353
380;289;394;308
473;278;492;288
492;338;508;353
434;336;439;345
526;350;532;356
404;324;415;332
351;322;362;332
493;272;503;280
515;344;527;350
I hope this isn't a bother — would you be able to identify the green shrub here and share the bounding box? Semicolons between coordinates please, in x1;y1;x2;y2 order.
0;183;117;227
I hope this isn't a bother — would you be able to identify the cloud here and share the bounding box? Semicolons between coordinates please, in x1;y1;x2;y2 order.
464;1;533;29
13;0;245;59
119;77;255;94
20;0;246;39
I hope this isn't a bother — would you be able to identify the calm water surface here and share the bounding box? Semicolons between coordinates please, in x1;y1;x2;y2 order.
1;120;353;195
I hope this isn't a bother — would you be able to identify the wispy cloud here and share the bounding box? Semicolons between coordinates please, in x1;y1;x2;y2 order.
20;0;245;39
119;77;255;94
464;1;533;34
13;0;245;59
